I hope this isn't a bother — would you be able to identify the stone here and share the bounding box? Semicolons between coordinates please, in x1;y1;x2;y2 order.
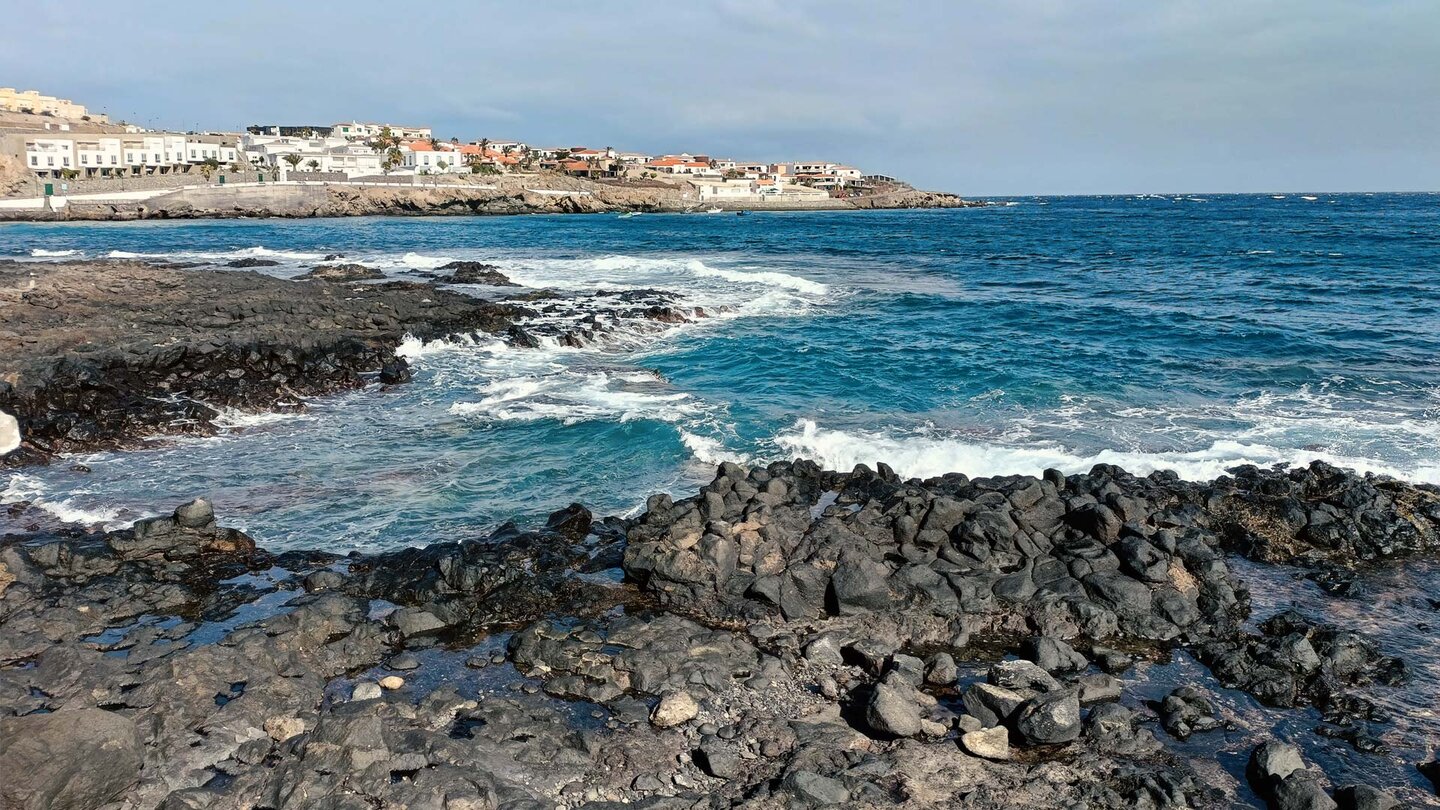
388;653;421;671
0;409;19;455
960;726;1011;760
924;652;958;685
1015;690;1082;745
1249;741;1307;785
1021;636;1087;673
264;716;306;742
1333;785;1398;810
651;691;700;728
378;358;412;384
866;678;924;738
829;556;893;613
783;770;851;806
1073;674;1120;704
352;681;383;701
0;709;143;810
379;675;405;690
1272;773;1339;810
988;659;1061;694
1159;686;1222;738
392;607;447;637
962;682;1026;728
694;742;741;779
173;497;215;528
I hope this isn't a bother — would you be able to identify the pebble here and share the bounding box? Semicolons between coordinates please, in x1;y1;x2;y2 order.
378;676;405;690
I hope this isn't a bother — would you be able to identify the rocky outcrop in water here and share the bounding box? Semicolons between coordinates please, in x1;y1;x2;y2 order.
296;262;386;281
0;260;522;463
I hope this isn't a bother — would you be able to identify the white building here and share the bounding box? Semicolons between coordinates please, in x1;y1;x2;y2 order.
332;121;433;141
402;142;465;173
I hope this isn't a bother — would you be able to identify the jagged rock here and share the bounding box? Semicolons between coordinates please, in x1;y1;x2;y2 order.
1158;686;1222;738
379;358;412;384
439;261;517;286
1333;785;1398;810
651;691;699;728
960;726;1011;760
1015;690;1082;745
173;497;215;528
783;770;851;806
1021;636;1088;673
225;257;280;267
963;682;1026;728
297;263;385;281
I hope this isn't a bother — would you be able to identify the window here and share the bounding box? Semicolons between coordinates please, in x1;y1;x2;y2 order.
63;157;70;166
30;156;37;166
111;155;117;164
81;155;88;164
47;156;54;166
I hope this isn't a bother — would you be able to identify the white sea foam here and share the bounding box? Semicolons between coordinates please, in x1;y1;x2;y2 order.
399;252;458;269
679;430;749;466
1;473;127;528
30;248;79;257
210;407;309;430
772;419;1440;484
108;246;326;262
686;261;829;295
449;370;701;425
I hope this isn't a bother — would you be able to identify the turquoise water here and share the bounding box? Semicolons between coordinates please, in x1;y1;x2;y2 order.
3;194;1439;551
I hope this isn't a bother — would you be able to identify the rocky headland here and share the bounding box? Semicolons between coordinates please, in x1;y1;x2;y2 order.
0;176;985;222
0;259;704;464
2;459;1438;808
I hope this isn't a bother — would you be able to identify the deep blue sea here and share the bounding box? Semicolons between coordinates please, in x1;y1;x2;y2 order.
3;194;1439;552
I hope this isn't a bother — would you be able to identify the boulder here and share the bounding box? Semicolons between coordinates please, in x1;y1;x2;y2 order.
782;770;850;806
379;358;412;384
439;261;517;286
865;678;924;738
1015;690;1082;745
1021;636;1088;673
960;726;1011;760
0;409;19;455
1158;686;1222;739
298;263;385;282
1333;785;1398;810
173;497;215;529
0;709;143;810
962;682;1025;728
225;257;280;268
651;691;700;728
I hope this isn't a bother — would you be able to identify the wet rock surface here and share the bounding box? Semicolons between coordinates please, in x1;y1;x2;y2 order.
0;260;715;465
1;459;1437;808
0;260;521;463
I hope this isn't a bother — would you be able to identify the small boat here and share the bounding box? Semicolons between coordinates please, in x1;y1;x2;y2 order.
617;211;637;218
736;211;748;216
703;206;723;214
1301;195;1318;201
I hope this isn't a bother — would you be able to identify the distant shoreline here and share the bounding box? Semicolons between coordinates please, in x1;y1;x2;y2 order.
0;177;982;223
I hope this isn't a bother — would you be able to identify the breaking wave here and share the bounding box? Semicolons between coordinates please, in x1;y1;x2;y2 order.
771;419;1440;484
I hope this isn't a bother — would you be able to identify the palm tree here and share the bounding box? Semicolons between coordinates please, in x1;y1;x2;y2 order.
282;153;303;171
307;159;321;172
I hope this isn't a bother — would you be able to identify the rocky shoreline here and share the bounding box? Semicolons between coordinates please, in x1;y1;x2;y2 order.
2;458;1438;808
0;259;705;465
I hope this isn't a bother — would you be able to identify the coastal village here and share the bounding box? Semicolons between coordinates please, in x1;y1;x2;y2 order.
0;87;910;210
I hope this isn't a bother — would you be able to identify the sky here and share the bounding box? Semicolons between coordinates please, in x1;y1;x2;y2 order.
4;0;1437;195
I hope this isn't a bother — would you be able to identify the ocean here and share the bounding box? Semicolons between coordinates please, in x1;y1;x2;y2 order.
3;193;1439;552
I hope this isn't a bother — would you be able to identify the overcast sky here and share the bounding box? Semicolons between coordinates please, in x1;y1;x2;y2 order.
5;0;1436;195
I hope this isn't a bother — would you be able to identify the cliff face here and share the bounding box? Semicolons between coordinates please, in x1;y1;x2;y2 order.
0;153;35;197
